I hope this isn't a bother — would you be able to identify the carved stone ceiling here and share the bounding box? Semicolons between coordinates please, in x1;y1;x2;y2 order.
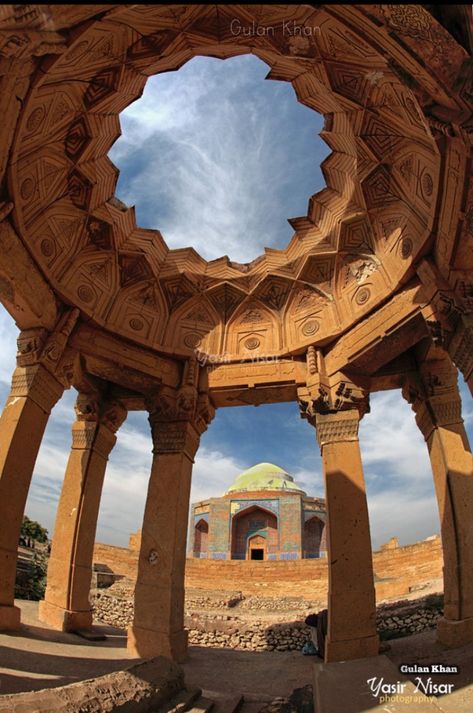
3;4;472;363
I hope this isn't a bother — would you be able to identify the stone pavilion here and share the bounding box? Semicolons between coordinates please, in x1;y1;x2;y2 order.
0;3;471;669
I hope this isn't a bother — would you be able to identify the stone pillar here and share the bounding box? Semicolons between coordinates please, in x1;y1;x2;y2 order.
315;409;379;662
39;394;127;631
404;352;473;647
0;363;63;629
128;371;214;661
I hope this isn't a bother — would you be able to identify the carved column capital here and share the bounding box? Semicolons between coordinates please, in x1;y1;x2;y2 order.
315;409;361;448
71;396;126;456
146;376;214;459
10;363;63;412
298;372;370;435
403;354;464;440
71;420;98;450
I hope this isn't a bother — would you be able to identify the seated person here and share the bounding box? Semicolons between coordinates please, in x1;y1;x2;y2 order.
302;609;327;658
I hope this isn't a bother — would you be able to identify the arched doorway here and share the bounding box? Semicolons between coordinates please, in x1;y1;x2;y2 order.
248;534;266;560
231;505;278;560
303;516;325;558
193;518;209;558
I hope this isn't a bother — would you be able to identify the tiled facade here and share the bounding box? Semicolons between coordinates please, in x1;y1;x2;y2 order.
189;465;326;561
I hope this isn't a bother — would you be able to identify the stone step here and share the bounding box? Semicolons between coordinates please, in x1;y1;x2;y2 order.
186;696;215;713
234;701;265;713
154;686;203;713
201;690;244;713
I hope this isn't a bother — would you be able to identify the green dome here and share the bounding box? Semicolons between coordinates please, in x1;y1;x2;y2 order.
226;462;306;495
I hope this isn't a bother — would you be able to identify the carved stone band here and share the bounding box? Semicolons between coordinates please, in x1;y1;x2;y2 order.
150;420;201;461
10;364;64;412
315;410;360;448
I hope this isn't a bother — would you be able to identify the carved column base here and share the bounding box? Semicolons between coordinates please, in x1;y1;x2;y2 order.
127;624;188;662
38;599;93;632
325;633;379;663
437;616;473;649
0;603;21;631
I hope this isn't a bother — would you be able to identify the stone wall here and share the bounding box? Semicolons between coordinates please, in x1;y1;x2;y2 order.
92;534;443;603
93;542;138;581
91;584;444;653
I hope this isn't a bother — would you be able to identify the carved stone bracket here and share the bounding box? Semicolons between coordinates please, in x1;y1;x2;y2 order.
449;314;473;384
146;358;215;458
101;399;127;434
298;359;370;451
74;391;127;430
71;394;127;457
402;354;464;440
16;307;80;387
416;259;462;350
298;360;370;429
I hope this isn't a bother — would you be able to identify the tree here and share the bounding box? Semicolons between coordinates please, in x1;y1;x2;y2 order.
19;515;48;547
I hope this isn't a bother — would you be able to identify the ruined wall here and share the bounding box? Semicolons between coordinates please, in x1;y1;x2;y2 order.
93;542;138;581
92;534;443;602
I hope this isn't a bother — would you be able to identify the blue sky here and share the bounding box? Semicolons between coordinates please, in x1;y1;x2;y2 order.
1;54;472;550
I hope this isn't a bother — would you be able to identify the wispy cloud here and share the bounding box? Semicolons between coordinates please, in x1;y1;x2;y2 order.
109;54;327;263
0;308;18;388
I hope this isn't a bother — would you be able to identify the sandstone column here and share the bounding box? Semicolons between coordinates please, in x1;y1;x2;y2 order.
0;330;65;630
404;352;473;647
128;365;214;661
39;394;127;631
315;408;379;662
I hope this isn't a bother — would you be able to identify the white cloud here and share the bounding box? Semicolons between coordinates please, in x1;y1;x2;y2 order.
0;308;18;387
108;54;326;263
191;445;246;502
368;491;439;550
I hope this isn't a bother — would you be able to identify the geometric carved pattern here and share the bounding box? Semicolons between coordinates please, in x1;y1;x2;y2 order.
207;283;246;321
6;4;453;361
361;113;404;159
64;116;91;161
339;217;374;252
299;255;335;288
87;217;113;250
127;31;179;60
162;275;196;311
325;62;370;106
67;169;92;210
118;254;154;287
256;278;291;311
362;166;399;209
84;67;121;109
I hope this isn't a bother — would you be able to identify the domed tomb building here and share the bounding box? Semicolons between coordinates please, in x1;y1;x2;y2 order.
190;463;326;561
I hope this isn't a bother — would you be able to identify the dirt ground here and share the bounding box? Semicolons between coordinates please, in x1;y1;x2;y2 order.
2;599;473;712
